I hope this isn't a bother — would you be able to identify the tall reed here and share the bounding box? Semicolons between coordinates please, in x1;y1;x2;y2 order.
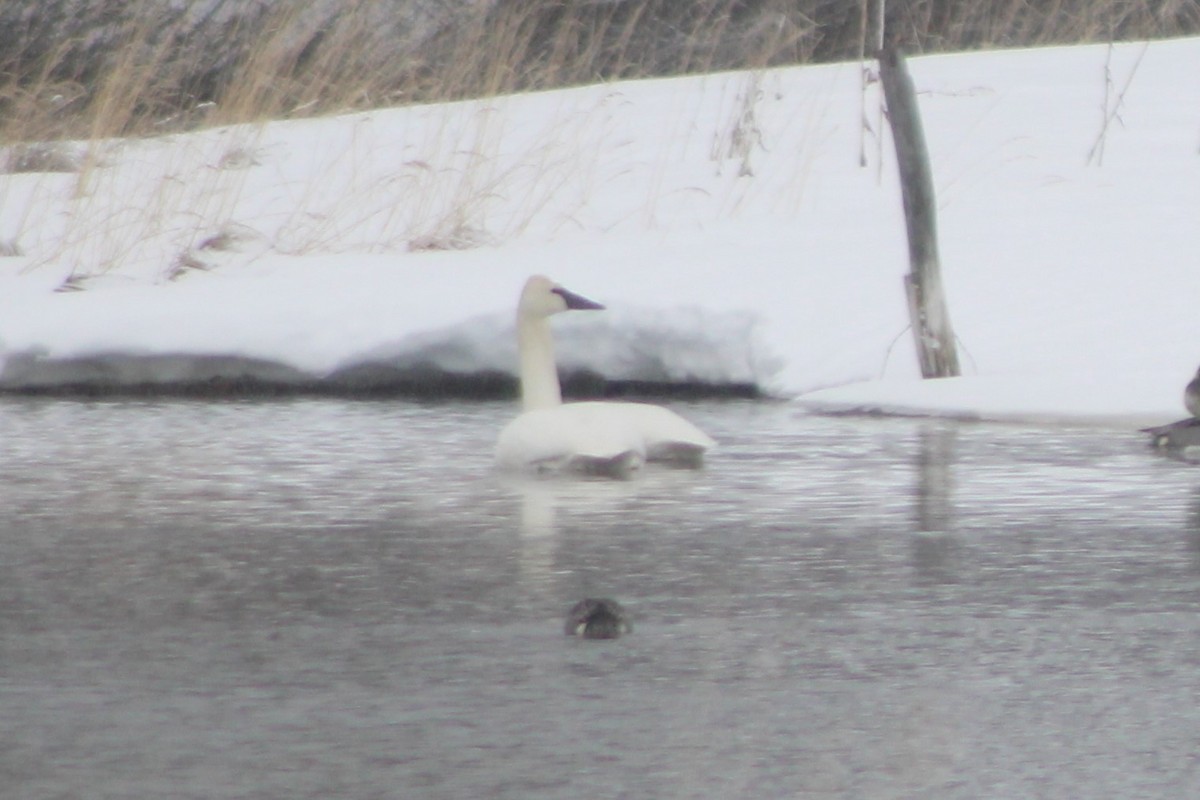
1;0;1195;146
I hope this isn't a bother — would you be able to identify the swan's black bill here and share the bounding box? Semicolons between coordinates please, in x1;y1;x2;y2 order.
553;286;605;311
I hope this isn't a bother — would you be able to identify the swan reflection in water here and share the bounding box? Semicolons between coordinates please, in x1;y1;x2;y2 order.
502;469;704;639
505;472;654;597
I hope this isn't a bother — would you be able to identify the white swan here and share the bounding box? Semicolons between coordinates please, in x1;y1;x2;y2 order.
495;275;715;476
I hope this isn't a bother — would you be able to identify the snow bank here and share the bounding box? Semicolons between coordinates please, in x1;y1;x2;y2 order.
1;37;1199;424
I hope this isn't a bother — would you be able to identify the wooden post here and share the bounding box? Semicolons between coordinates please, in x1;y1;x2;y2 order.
879;44;960;379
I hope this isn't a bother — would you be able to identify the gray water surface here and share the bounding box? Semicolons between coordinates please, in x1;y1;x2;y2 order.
2;399;1200;798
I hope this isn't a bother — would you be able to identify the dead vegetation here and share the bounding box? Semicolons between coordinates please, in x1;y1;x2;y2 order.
1;0;1196;148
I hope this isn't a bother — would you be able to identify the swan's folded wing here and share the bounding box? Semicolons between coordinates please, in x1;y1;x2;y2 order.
495;402;714;473
495;405;646;473
616;403;716;451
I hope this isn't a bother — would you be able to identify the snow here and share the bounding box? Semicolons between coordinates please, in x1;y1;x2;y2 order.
2;37;1199;426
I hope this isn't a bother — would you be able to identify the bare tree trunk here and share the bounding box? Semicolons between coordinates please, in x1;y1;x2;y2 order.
878;44;960;379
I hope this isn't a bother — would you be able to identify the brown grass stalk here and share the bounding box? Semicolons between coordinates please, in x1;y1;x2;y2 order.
0;0;1193;149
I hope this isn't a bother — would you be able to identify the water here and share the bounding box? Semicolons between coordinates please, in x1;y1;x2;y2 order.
3;398;1200;798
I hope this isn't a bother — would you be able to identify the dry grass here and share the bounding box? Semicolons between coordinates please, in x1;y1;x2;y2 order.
0;0;1195;279
1;0;1196;149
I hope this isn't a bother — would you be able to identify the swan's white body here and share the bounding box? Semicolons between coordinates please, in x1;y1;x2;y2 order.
495;275;715;476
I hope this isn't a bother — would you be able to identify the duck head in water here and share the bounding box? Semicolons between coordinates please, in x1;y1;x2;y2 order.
564;598;631;640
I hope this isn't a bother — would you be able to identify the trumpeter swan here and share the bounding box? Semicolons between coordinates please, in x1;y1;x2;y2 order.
495;275;715;476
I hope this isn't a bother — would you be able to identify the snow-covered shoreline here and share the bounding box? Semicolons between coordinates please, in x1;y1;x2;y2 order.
3;38;1199;426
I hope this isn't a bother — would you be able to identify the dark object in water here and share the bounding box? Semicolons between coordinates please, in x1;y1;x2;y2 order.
1185;368;1200;418
1143;417;1200;460
1143;366;1200;460
564;598;630;640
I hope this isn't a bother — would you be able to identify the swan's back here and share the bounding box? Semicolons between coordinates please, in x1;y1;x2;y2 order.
603;402;713;466
495;400;714;474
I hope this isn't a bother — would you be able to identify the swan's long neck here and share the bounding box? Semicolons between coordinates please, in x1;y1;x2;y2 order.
517;313;563;411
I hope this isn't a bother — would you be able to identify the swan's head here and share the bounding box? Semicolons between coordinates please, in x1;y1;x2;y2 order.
519;275;605;320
